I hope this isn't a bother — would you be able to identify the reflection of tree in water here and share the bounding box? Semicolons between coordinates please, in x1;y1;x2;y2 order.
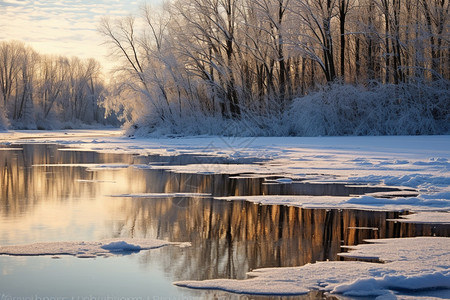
2;144;449;282
0;144;132;217
112;196;450;281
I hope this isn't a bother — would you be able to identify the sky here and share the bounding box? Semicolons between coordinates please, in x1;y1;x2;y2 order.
0;0;161;72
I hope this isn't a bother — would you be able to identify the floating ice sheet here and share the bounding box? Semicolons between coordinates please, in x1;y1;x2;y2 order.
0;147;23;151
0;238;190;258
215;194;450;212
174;237;450;297
32;163;130;170
215;195;349;208
76;179;117;183
110;193;212;198
343;194;450;210
388;211;450;224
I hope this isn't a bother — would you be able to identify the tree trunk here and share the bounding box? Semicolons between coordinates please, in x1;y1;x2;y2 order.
382;0;391;83
355;36;361;82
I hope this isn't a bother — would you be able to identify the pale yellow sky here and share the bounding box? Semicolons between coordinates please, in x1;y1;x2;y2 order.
0;0;162;73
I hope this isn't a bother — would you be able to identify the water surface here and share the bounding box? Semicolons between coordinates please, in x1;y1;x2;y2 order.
0;144;448;298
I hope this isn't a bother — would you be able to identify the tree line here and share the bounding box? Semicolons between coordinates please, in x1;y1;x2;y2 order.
0;41;117;130
100;0;449;135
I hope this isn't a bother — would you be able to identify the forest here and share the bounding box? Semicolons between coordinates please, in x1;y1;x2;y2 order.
1;0;449;135
0;41;118;130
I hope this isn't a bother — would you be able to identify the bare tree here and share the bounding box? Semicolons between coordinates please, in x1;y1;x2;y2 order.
289;0;337;82
0;40;109;127
96;0;449;135
337;0;354;79
251;0;291;110
37;55;69;118
13;45;37;120
99;16;168;121
0;41;23;109
421;0;449;79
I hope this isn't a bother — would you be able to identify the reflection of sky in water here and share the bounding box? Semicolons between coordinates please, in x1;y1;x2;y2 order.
0;255;194;298
0;144;448;297
0;0;162;69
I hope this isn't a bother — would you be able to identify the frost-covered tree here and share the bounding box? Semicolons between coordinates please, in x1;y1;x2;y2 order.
37;55;69;119
0;40;112;129
99;0;449;136
0;41;23;111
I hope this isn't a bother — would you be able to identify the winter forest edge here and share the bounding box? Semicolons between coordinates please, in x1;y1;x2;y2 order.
1;0;449;136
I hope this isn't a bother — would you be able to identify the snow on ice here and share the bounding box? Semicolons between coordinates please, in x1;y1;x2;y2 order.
2;130;450;214
388;211;450;224
109;193;212;198
1;130;450;298
0;238;190;258
175;237;450;297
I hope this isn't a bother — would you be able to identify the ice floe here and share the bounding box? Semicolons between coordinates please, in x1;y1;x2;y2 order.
3;130;450;216
388;211;450;224
110;193;212;198
349;174;450;192
174;237;450;297
216;195;349;208
0;147;23;151
215;194;450;213
343;194;450;210
76;179;117;183
0;238;190;258
32;163;131;170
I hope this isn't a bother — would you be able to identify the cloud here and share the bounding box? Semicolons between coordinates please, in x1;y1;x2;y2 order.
1;0;28;6
0;0;161;71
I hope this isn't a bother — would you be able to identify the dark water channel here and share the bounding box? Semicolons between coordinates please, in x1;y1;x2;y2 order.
0;144;448;299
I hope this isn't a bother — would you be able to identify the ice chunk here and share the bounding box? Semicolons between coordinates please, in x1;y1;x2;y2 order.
100;241;141;252
332;278;390;297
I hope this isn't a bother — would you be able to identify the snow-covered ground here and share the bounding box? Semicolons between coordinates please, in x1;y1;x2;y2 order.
1;129;449;298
